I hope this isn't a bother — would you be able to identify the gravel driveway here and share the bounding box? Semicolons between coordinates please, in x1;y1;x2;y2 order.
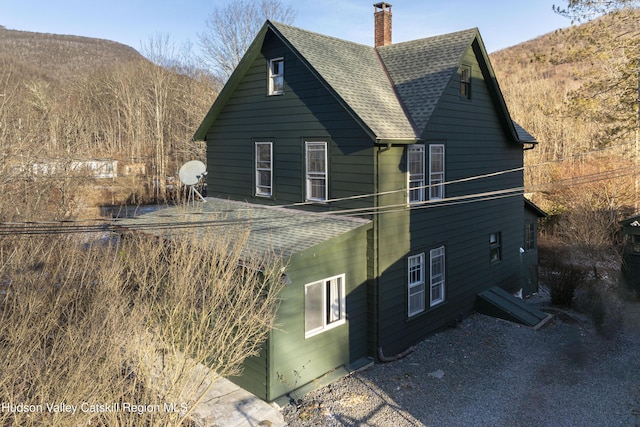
282;288;640;426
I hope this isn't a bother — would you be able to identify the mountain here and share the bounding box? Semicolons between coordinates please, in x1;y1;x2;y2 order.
0;25;146;81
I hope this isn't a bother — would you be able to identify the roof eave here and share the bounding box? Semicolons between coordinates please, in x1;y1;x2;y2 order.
470;32;538;146
193;22;272;142
375;137;421;145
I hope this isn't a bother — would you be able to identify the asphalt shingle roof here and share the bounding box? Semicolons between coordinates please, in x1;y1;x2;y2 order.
194;21;536;145
117;198;371;261
272;22;417;140
377;29;478;133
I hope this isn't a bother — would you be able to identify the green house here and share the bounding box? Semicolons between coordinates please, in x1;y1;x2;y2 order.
187;4;540;402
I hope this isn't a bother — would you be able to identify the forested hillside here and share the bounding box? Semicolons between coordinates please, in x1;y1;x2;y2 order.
1;10;638;222
490;8;640;216
0;26;216;218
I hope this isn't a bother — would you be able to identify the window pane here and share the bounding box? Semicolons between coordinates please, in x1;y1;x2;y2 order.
305;281;323;334
326;278;342;324
258;170;271;191
408;254;425;316
256;143;272;196
429;145;444;200
272;75;283;93
308;178;326;200
409;289;425;315
431;283;443;302
307;145;326;173
269;59;284;94
430;247;445;306
306;142;327;201
430;146;444;172
257;144;271;163
408;146;425;203
408;254;424;285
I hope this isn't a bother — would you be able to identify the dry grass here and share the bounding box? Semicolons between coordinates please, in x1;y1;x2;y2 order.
0;228;284;426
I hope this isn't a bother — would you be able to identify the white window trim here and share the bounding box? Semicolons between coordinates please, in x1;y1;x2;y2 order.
490;232;502;263
460;64;471;99
429;144;445;200
255;142;273;197
430;246;445;307
407;253;425;317
407;145;425;204
268;57;284;95
304;274;346;339
305;141;328;202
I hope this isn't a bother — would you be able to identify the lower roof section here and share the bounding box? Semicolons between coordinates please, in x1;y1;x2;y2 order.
116;198;371;262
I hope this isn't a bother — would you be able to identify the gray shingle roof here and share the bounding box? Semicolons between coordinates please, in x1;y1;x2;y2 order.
194;21;537;145
377;29;479;133
271;22;418;140
116;198;371;261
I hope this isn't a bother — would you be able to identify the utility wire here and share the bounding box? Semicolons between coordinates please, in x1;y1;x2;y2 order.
1;156;638;235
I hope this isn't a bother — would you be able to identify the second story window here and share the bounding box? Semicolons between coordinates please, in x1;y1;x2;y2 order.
460;64;471;99
255;142;272;197
407;145;425;203
305;141;327;202
429;144;445;200
268;58;284;95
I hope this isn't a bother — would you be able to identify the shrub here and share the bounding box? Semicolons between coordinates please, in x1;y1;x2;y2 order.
0;229;284;426
546;263;587;307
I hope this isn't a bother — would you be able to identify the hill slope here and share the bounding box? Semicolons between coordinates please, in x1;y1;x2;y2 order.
0;25;146;81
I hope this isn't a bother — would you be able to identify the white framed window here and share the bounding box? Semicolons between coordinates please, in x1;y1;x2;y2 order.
407;253;425;317
430;246;445;307
407;145;425;203
429;144;445;200
304;274;346;338
255;142;272;197
305;141;327;202
460;64;471;99
268;58;284;95
490;232;502;263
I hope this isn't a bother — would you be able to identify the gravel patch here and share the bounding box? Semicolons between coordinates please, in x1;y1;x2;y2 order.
282;289;640;426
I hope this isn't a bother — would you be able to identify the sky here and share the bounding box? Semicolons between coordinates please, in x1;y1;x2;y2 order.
1;0;573;55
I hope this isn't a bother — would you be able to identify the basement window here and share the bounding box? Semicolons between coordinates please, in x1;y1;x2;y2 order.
490;232;502;263
268;58;284;95
305;274;346;338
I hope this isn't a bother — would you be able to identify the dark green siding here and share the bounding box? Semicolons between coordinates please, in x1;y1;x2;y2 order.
203;28;531;395
205;32;375;212
374;45;526;355
266;225;370;401
227;348;269;401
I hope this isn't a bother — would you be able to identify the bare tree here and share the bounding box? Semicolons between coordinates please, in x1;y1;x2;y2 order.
554;0;640;22
198;0;296;83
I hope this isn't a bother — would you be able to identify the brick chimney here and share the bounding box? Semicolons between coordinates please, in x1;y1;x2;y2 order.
374;2;392;47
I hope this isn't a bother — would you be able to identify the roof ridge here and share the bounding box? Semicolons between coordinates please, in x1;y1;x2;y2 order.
269;20;373;50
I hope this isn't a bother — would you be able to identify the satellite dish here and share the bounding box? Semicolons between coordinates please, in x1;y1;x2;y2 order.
179;160;207;186
178;160;207;204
